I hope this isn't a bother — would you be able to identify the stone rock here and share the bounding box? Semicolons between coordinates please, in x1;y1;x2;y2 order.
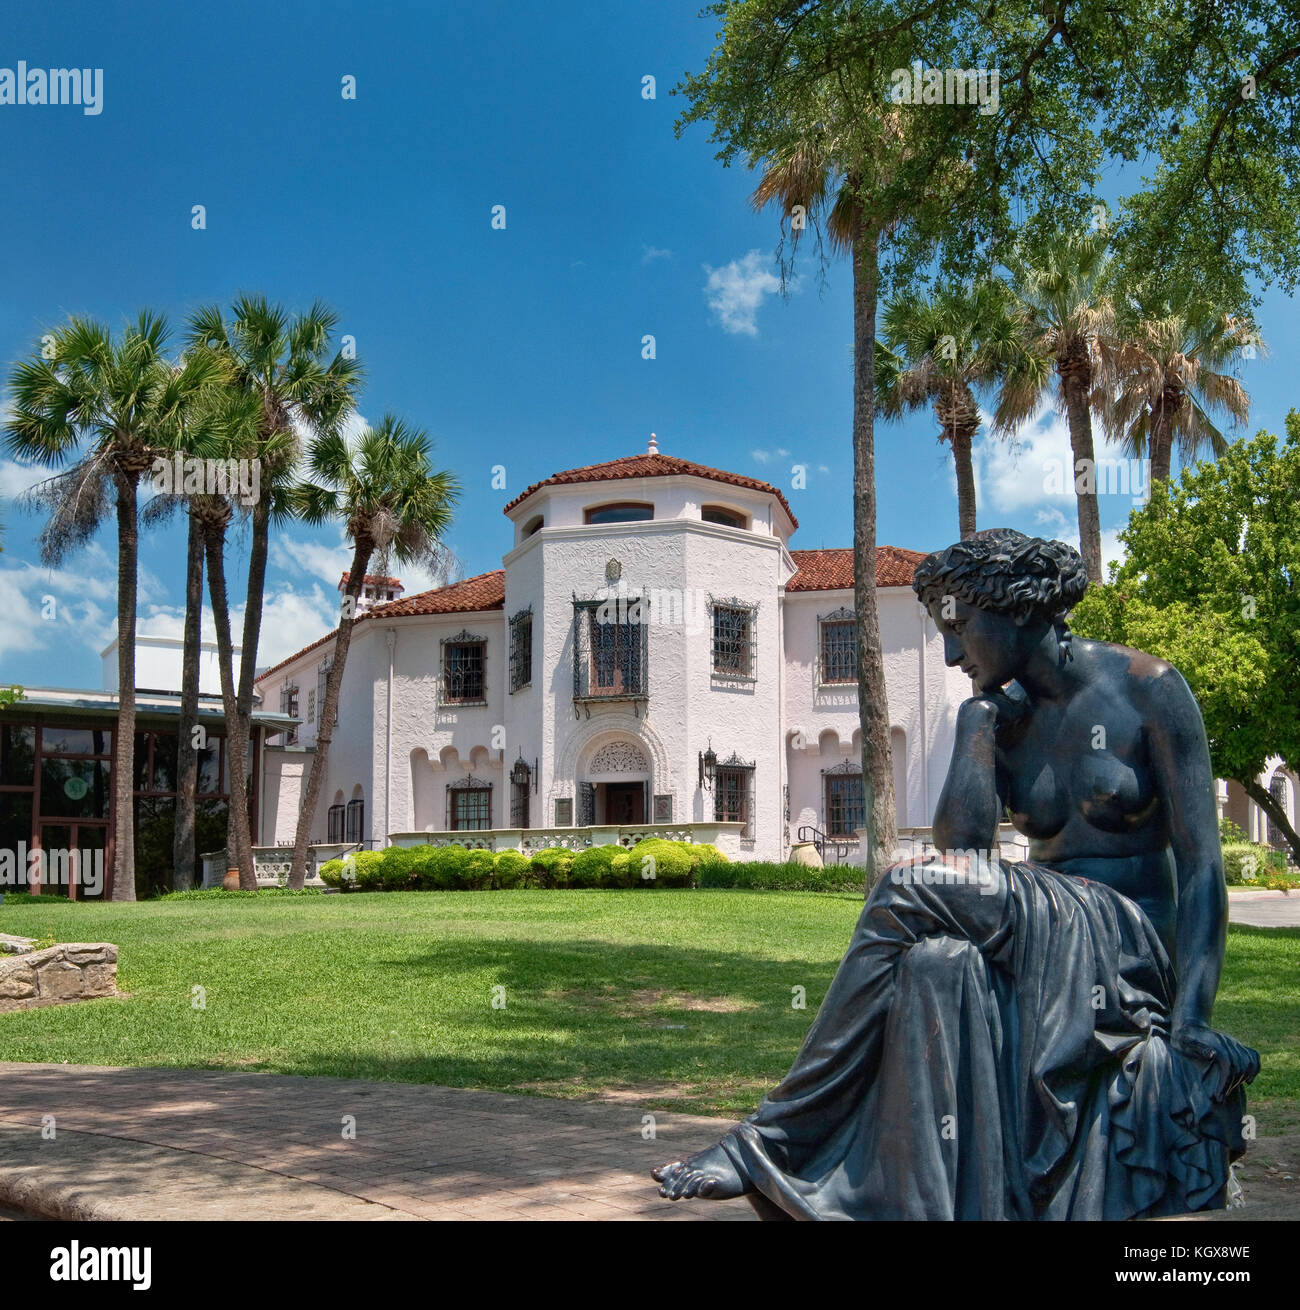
0;967;36;998
35;960;85;998
64;945;110;965
82;964;116;996
0;933;35;955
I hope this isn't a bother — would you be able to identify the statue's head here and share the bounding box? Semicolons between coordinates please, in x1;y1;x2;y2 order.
912;528;1089;692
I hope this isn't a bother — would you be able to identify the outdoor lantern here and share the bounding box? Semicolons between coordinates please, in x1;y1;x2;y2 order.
511;754;538;793
699;741;717;790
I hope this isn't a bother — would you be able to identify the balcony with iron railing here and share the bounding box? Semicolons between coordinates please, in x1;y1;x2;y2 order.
572;600;648;713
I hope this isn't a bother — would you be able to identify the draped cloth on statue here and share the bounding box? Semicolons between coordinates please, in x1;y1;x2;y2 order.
721;860;1246;1221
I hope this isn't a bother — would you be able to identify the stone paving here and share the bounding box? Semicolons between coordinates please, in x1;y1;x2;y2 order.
0;1063;754;1221
1227;888;1300;929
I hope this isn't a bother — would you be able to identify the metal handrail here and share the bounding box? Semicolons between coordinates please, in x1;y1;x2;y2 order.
797;824;853;865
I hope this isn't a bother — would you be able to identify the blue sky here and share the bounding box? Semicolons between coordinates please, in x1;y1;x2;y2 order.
0;0;1295;688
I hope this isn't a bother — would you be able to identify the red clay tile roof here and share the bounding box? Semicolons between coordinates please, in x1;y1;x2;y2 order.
340;573;404;588
502;452;799;529
256;570;505;684
788;546;928;591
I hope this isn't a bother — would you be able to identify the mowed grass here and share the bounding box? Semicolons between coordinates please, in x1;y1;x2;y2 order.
0;890;1295;1120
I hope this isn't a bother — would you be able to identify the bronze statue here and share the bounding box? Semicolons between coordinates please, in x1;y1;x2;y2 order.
653;529;1258;1220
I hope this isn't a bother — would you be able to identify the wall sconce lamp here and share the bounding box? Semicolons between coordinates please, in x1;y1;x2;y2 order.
698;741;717;791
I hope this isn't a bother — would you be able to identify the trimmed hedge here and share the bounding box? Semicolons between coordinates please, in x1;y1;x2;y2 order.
1222;841;1294;887
319;840;861;893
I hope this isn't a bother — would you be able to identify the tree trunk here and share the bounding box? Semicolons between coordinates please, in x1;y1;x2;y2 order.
222;496;271;883
288;542;373;889
1242;776;1300;868
173;510;204;891
1149;388;1177;485
851;222;898;889
1059;343;1103;582
951;429;978;540
203;519;256;890
110;471;139;901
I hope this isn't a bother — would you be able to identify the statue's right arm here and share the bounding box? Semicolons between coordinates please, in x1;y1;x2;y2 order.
932;698;1003;857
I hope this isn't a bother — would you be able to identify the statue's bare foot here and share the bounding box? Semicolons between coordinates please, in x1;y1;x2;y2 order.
652;1141;749;1201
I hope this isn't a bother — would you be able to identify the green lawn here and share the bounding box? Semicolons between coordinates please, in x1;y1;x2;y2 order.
0;890;1295;1122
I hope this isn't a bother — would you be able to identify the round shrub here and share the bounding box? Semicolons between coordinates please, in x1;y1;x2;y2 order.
460;848;496;890
693;843;729;867
318;858;344;888
380;844;434;891
570;844;623;889
336;849;385;891
529;846;575;888
1222;842;1288;885
605;850;635;888
494;849;530;889
631;838;696;888
418;843;470;889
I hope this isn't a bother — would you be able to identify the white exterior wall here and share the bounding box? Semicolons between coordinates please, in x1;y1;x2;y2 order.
253;470;979;860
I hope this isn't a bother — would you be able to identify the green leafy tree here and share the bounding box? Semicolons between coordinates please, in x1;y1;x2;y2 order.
4;314;223;899
676;0;1297;876
876;279;1022;539
186;298;363;887
1071;418;1300;864
286;416;458;889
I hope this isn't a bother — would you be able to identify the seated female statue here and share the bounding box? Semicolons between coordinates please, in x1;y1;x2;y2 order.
653;528;1258;1220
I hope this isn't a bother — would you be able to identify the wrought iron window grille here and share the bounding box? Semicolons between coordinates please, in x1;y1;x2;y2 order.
713;752;756;839
345;797;365;845
509;608;533;693
571;596;648;716
817;607;858;685
822;758;865;837
439;630;488;706
447;774;493;830
707;595;758;681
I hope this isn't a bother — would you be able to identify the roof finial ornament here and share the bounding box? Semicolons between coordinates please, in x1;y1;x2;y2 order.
647;432;658;455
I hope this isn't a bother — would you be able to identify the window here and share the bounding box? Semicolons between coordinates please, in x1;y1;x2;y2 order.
573;599;647;701
510;762;531;828
509;609;533;692
522;514;544;537
818;608;857;685
554;797;573;826
714;755;755;840
440;631;487;705
327;804;345;843
702;504;746;529
307;689;316;725
448;777;492;830
1267;773;1293;852
280;685;299;745
710;598;757;679
345;797;365;845
584;502;653;525
824;764;865;837
0;723;35;786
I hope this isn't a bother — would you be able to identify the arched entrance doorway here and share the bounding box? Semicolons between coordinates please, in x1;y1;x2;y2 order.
579;738;651;826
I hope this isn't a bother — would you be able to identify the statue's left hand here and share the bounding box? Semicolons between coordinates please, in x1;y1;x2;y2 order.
1171;1022;1260;1101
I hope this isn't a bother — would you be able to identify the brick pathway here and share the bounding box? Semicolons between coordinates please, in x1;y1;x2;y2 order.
0;1063;754;1221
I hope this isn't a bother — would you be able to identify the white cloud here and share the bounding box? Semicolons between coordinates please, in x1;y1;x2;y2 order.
703;250;785;336
0;546;118;662
641;244;672;264
750;447;791;465
0;458;50;502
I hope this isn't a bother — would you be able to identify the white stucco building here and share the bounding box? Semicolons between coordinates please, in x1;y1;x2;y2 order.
251;439;1299;866
252;440;973;863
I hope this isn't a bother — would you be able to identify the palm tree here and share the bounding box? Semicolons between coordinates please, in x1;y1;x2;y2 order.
876;280;1021;540
4;314;223;899
1097;298;1257;484
187;298;363;885
995;232;1114;582
749;119;907;880
286;416;458;889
